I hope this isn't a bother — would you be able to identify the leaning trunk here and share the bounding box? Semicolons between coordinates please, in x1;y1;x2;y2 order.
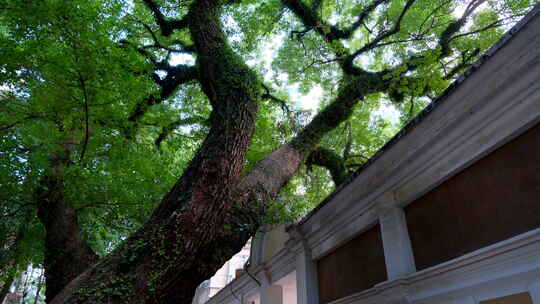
48;0;367;302
50;1;261;303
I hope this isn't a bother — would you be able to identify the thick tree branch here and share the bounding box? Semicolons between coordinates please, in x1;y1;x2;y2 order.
281;0;352;60
126;64;198;134
36;169;98;302
307;147;348;186
141;0;189;37
290;71;386;153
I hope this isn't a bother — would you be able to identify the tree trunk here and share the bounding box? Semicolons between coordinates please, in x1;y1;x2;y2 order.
49;1;262;303
36;167;98;302
47;1;369;303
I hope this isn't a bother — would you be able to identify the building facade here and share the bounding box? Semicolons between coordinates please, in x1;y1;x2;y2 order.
202;4;540;304
192;241;252;304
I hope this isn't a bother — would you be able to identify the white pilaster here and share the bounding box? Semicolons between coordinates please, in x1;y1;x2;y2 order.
528;280;540;304
378;203;416;279
287;226;319;304
295;244;319;304
260;284;283;304
250;232;265;267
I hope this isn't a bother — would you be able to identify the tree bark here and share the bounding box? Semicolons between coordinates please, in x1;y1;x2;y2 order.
50;1;263;303
36;164;98;302
47;1;390;303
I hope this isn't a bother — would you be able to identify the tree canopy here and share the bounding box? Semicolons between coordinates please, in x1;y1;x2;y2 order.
0;0;535;302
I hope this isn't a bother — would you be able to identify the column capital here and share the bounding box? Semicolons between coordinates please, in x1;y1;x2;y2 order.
286;225;311;255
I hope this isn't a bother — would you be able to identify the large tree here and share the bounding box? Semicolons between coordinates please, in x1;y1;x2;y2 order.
0;0;534;302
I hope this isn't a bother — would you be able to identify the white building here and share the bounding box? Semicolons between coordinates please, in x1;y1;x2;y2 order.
192;240;252;304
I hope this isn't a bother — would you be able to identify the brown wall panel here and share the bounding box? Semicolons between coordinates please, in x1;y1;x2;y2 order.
405;123;540;271
317;224;387;303
480;292;533;304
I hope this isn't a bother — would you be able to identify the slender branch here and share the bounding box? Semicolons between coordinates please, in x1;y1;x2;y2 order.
418;0;452;32
406;97;415;120
139;22;195;54
261;84;292;114
261;84;305;132
0;113;43;133
301;57;339;73
32;271;44;304
119;39;158;64
443;48;480;79
0;120;22;132
449;14;525;42
342;122;352;159
343;0;416;70
462;0;489;20
383;0;490;80
77;72;90;163
332;0;389;40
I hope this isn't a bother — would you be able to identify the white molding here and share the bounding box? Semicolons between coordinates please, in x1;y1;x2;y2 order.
260;283;283;304
293;236;319;304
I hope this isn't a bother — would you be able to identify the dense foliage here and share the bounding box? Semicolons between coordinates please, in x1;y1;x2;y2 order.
0;0;535;302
